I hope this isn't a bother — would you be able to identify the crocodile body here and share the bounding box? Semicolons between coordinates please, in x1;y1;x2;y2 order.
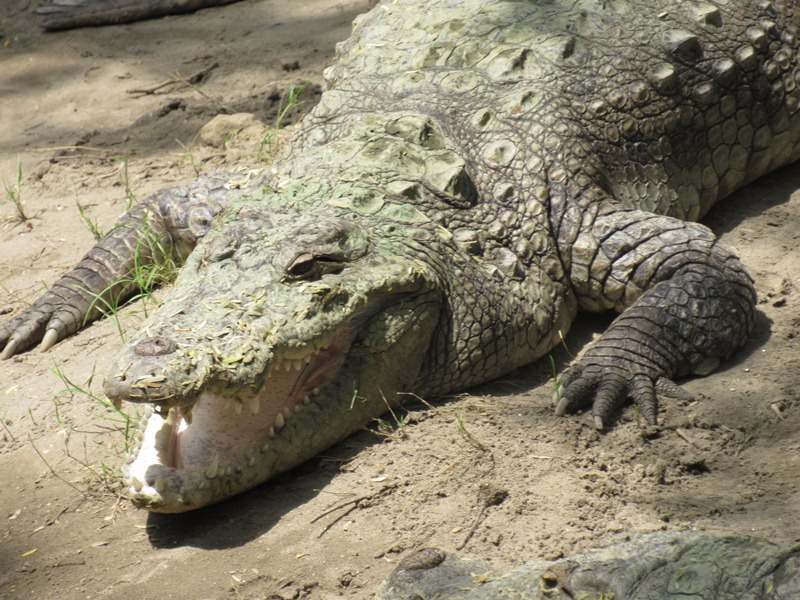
2;0;797;511
380;533;800;600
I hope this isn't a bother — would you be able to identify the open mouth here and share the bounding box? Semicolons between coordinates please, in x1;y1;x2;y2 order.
124;328;353;512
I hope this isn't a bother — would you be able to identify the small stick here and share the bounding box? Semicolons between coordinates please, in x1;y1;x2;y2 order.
675;427;700;448
127;63;218;97
311;484;398;538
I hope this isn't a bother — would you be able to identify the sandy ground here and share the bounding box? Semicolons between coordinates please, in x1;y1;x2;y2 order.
1;1;799;598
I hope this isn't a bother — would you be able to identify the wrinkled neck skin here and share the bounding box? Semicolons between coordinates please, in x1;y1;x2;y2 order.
106;84;574;513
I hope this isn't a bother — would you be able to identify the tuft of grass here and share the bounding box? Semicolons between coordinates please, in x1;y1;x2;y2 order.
550;329;576;400
52;362;135;452
82;225;180;342
119;157;136;210
176;139;202;177
2;159;29;222
275;84;305;129
75;199;105;241
126;226;180;312
548;354;562;399
258;84;306;161
369;390;410;441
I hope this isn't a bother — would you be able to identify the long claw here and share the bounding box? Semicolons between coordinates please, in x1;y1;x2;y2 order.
591;377;626;424
0;338;19;360
40;329;59;352
554;373;598;417
593;415;604;431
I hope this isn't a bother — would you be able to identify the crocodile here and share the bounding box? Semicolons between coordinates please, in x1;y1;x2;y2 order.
380;533;800;599
2;0;795;512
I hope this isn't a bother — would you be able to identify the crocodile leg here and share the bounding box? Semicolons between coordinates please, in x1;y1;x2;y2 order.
554;204;757;429
37;0;241;31
0;173;237;359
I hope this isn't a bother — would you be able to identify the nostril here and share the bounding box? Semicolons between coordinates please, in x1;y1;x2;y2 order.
134;337;177;357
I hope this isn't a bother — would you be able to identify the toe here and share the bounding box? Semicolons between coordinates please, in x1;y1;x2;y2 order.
631;375;658;425
655;377;694;402
555;371;598;416
590;375;628;430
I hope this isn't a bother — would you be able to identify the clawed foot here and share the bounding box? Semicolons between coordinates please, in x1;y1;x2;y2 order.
0;297;80;359
553;362;693;430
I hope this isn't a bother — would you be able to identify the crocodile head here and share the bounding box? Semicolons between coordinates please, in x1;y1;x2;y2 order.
104;194;442;512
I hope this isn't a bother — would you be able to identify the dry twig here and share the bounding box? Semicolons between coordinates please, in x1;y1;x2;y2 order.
311;484;398;538
127;63;219;97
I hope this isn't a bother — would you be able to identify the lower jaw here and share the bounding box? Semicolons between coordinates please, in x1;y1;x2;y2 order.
123;369;356;513
124;340;355;512
123;406;267;512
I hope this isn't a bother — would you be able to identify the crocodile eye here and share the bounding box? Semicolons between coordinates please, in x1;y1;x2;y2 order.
285;253;345;281
287;253;316;278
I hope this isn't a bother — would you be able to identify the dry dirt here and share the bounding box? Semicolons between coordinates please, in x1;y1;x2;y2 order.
1;1;799;598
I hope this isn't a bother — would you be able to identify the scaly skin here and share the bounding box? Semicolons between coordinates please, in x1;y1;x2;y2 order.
380;533;800;599
37;0;241;31
3;0;796;511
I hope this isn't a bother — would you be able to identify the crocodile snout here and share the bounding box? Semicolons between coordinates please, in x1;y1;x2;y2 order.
103;336;190;404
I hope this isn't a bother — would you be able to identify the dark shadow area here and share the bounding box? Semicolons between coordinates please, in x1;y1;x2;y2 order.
145;459;335;549
145;426;399;549
704;161;800;234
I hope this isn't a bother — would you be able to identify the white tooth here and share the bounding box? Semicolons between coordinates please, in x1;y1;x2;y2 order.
206;455;219;479
165;408;178;427
155;478;167;493
283;406;292;419
131;477;143;492
284;361;293;372
262;442;271;452
303;395;311;405
248;396;260;415
225;466;232;476
274;412;285;430
311;387;322;396
234;401;243;416
247;454;256;467
267;427;275;438
183;407;193;424
294;360;304;371
294;404;303;413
